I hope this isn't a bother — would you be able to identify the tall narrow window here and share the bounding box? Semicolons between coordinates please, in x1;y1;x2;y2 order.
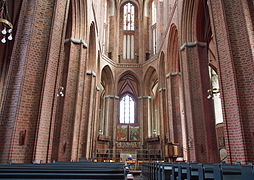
123;3;135;60
152;1;157;55
152;28;157;55
120;94;135;124
152;1;156;25
123;3;135;31
103;1;107;53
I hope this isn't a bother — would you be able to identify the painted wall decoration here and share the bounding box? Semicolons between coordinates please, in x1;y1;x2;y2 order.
116;142;141;149
129;125;139;141
117;125;128;141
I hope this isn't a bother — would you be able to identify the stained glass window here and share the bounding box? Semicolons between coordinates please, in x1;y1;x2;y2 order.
123;3;135;31
120;94;135;124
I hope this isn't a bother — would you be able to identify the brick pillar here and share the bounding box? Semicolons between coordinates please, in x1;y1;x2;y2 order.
0;0;56;163
166;75;175;143
103;96;111;137
104;95;114;146
209;0;254;164
138;97;144;146
180;43;218;163
158;88;167;156
57;43;81;161
172;74;183;156
86;73;97;158
142;96;151;147
91;88;101;159
34;0;70;163
77;72;93;159
112;96;119;159
71;46;87;161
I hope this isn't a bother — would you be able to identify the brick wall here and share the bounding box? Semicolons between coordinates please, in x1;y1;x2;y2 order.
210;0;254;164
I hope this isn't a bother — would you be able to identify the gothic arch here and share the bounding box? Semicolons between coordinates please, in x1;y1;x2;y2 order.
97;65;115;138
143;66;158;96
180;0;219;163
87;22;97;71
101;65;114;95
118;70;140;98
167;24;179;74
120;0;140;8
69;0;87;39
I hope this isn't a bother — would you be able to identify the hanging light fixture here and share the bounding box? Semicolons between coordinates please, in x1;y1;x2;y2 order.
0;0;13;44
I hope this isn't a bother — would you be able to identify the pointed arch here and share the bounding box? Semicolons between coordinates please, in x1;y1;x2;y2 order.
87;22;97;71
101;65;114;95
117;71;140;126
118;70;139;98
180;0;219;163
144;66;158;96
167;24;179;74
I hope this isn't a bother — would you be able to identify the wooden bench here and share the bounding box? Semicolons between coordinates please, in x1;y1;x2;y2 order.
142;162;254;180
0;162;127;180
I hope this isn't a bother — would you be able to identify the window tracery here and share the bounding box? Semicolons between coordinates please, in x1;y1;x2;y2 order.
122;2;135;60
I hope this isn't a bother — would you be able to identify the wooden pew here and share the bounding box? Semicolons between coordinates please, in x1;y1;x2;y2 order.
142;162;254;180
0;162;127;180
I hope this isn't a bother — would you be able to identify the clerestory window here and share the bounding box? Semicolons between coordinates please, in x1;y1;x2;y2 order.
123;2;135;60
102;1;108;53
152;1;157;55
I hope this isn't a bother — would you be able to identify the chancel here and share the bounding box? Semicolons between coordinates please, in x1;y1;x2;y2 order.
0;0;253;179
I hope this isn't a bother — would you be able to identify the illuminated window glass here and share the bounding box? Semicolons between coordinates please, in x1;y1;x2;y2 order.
152;1;157;54
152;1;157;25
119;94;135;123
153;28;157;54
123;3;135;31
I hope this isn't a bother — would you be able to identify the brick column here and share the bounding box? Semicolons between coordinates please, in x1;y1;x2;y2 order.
0;0;57;163
138;96;144;146
166;75;175;143
112;96;119;158
34;0;70;163
180;42;218;163
169;74;183;155
91;88;101;158
86;73;97;158
209;0;254;164
57;42;81;162
104;95;114;141
158;88;167;156
142;96;152;146
77;71;93;159
71;46;87;161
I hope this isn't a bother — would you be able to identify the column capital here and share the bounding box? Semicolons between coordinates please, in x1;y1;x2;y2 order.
104;95;119;99
180;41;207;51
86;71;96;77
166;72;181;78
138;96;152;99
64;38;87;48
